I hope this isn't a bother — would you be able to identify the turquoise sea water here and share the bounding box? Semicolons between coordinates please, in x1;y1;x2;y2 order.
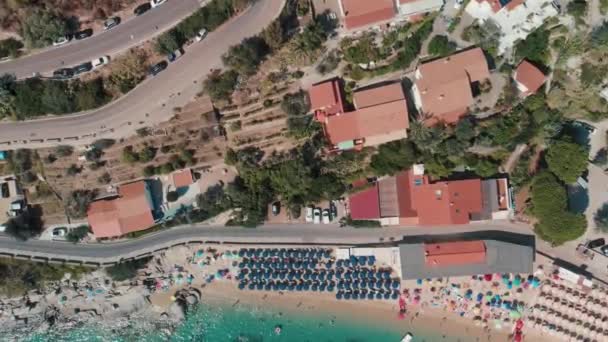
22;302;463;342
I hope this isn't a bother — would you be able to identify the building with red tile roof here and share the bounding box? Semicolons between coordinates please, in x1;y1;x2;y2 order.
348;164;512;226
412;48;490;125
172;169;194;188
513;60;545;97
87;181;156;238
339;0;397;30
312;81;409;151
424;241;487;267
309;79;345;117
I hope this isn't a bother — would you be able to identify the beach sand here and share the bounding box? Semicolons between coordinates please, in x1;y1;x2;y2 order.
150;281;550;342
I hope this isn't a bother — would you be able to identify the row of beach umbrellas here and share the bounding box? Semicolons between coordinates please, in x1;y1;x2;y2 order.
238;279;336;292
336;289;400;300
239;248;331;259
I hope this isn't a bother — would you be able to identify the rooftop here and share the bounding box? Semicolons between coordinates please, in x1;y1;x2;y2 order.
309;79;344;115
473;0;525;13
349;184;381;220
172;169;194;188
340;0;396;30
87;180;155;238
424;241;487;267
400;239;534;279
514;60;546;96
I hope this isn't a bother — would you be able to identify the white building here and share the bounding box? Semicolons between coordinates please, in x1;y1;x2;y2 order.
465;0;558;54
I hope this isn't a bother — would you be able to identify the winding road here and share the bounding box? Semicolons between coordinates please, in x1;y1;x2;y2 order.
0;0;203;79
0;0;285;150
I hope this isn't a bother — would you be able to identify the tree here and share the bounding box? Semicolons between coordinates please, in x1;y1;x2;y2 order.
166;191;179;202
105;258;151;281
122;146;139;164
545;140;588;184
203;70;238;102
154;31;181;54
65;190;96;219
92;139;116;150
20;9;67;48
530;172;586;245
454;118;476;143
0;74;16;119
66;164;81;176
428;35;456;56
222;36;269;76
4;210;42;241
224;148;238;165
594;202;608;233
515;28;550;65
0;38;23;58
138;146;157;163
370;140;417;176
97;172;112;185
262;20;284;50
108;48;149;93
567;0;588;25
66;225;90;243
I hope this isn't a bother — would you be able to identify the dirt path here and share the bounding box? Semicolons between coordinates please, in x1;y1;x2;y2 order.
502;144;528;172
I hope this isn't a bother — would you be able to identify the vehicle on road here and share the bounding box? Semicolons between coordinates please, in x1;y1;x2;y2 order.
53;35;72;46
313;208;321;224
150;0;167;8
104;17;121;30
271;202;281;216
52;227;68;237
53;68;75;79
134;3;152;15
74;29;94;40
91;56;111;69
305;206;313;223
73;62;93;75
587;238;605;249
195;28;208;42
148;60;168;76
168;48;184;62
322;209;330;224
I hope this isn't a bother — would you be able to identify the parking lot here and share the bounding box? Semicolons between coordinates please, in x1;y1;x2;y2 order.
266;199;347;225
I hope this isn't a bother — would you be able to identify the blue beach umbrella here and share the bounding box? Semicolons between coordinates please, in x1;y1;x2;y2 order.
376;292;383;300
392;281;400;289
311;273;318;281
337;260;343;268
328;285;335;292
248;283;255;290
296;284;303;291
256;283;264;290
279;283;287;290
303;283;310;291
288;284;295;291
383;272;391;280
358;256;366;265
383;293;391;300
238;282;246;290
312;284;318;291
352;293;359;300
336;291;343;300
320;284;326;292
324;250;331;258
391;292;399;300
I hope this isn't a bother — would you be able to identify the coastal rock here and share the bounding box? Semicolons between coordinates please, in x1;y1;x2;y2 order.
167;302;185;321
186;295;198;306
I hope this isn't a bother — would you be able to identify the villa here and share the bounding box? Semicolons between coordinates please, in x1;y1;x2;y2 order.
411;48;490;125
465;0;559;54
513;60;546;97
87;180;158;238
310;79;409;151
348;164;512;226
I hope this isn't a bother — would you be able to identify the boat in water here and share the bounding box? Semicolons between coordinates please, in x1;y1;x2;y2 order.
401;332;413;342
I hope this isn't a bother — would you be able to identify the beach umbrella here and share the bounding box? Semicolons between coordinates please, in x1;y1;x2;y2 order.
238;282;246;290
311;273;319;281
352;293;359;300
384;281;392;289
344;292;352;300
312;284;319;291
256;283;264;290
358;256;367;265
320;284;326;292
383;272;391;280
324;250;331;258
248;283;255;290
264;284;272;291
392;292;399;300
384;293;391;300
303;283;310;291
367;292;375;300
328;285;335;292
336;292;343;300
279;283;287;290
392;281;400;289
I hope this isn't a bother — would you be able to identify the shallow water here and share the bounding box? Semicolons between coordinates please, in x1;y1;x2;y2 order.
22;301;466;342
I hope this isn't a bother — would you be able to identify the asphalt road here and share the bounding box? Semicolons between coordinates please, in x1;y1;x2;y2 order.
0;0;202;79
0;0;284;150
0;222;529;263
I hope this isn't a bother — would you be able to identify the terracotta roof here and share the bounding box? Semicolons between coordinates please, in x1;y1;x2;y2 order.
340;0;396;30
87;181;155;238
411;177;483;225
349;184;381;220
424;241;487;266
396;171;417;218
514;60;545;96
353;83;405;109
309;79;344;115
172;169;194;188
415;48;490;124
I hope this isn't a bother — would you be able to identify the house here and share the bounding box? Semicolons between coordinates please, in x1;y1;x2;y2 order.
399;238;534;279
336;0;443;34
311;80;409;151
465;0;558;54
348;164;512;225
87;180;157;238
172;168;194;189
0;175;26;229
411;48;490;125
513;60;546;97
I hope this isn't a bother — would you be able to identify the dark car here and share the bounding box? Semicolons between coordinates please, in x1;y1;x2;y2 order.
74;29;94;40
587;238;606;249
271;202;281;216
168;48;184;62
53;68;75;79
103;17;121;30
73;62;93;75
134;3;152;16
148;60;168;76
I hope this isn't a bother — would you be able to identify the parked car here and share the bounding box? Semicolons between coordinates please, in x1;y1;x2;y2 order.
195;28;208;42
305;206;314;223
271;201;281;216
91;55;110;69
150;0;167;8
74;28;94;40
134;3;152;15
53;35;72;46
104;17;121;30
73;62;93;75
52;227;68;237
313;208;321;224
322;209;330;224
148;60;168;76
601;245;608;256
587;238;606;249
167;48;184;62
53;68;74;79
329;200;338;219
